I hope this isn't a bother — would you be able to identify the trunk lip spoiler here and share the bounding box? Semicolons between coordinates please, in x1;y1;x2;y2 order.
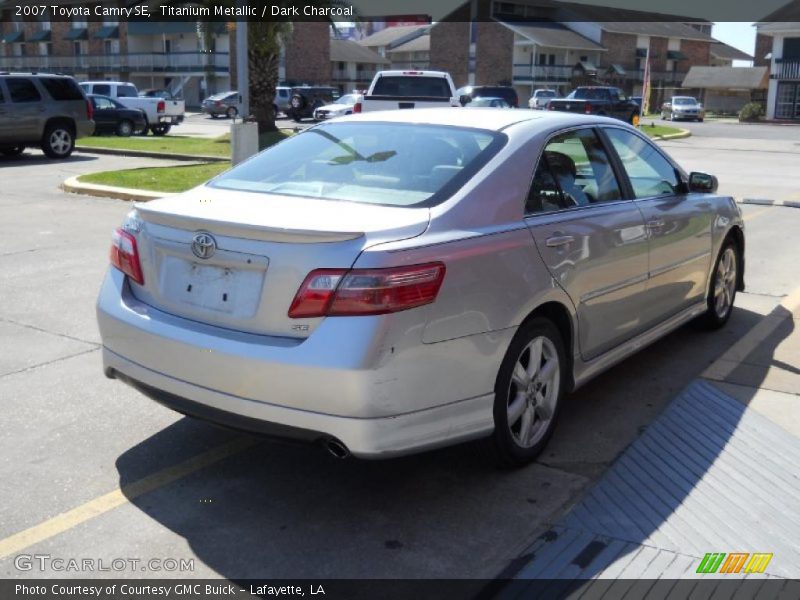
135;207;366;244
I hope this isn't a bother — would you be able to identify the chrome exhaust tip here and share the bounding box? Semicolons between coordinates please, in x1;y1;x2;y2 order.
325;439;350;459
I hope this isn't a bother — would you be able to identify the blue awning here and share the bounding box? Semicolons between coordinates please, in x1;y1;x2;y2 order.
29;30;52;42
65;28;88;41
2;31;24;43
93;26;119;40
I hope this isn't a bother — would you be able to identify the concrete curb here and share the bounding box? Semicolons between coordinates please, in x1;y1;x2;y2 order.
739;198;800;208
75;146;228;162
650;128;691;140
61;176;174;202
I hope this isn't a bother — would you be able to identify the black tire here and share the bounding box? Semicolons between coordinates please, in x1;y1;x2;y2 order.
697;118;704;122
41;122;75;159
290;109;302;123
210;113;219;119
1;145;25;157
483;317;567;468
116;120;133;137
135;118;150;135
698;239;740;330
226;106;238;119
150;124;171;136
290;94;306;111
273;104;279;118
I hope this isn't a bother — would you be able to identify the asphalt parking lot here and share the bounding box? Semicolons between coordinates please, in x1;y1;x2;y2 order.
1;122;799;582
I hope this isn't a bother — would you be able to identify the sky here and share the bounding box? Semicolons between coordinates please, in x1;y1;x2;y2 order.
712;22;758;66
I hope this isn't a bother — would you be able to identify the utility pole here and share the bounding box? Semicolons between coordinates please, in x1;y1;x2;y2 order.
236;1;249;117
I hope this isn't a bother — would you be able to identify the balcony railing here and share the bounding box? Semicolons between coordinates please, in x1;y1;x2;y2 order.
513;64;687;84
0;52;230;74
513;64;573;82
774;59;800;80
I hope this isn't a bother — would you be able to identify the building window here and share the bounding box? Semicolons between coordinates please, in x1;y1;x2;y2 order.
775;82;799;119
39;42;52;56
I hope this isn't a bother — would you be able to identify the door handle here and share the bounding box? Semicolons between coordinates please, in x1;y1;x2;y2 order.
545;235;575;248
647;219;665;229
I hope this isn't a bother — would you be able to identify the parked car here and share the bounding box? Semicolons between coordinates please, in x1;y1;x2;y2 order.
528;89;558;109
630;96;643;107
288;86;340;121
661;96;705;122
313;93;363;121
201;91;239;119
79;81;184;136
89;94;147;137
465;96;512;108
0;73;94;158
457;85;519;108
97;109;744;466
361;70;459;113
275;86;292;115
547;87;640;124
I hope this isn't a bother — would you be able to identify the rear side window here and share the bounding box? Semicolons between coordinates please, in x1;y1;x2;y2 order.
604;128;680;198
117;85;138;98
530;128;623;208
6;78;42;103
371;76;451;98
93;84;111;96
40;78;84;101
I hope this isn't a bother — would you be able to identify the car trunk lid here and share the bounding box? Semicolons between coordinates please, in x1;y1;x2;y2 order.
129;186;430;337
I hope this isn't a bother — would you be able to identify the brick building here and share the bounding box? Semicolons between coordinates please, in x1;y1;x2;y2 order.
0;6;334;108
428;0;748;108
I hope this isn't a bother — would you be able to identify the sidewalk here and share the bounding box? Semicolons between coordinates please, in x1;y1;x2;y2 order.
499;290;800;593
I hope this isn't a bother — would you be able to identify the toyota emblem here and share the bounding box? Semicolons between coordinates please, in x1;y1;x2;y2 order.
191;232;216;260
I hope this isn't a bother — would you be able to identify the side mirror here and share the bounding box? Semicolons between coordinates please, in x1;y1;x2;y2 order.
459;94;471;106
688;171;718;194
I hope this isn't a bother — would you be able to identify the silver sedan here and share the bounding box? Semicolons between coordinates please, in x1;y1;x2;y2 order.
97;109;744;466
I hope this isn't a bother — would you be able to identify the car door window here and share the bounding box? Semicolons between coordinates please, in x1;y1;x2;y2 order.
95;97;115;110
93;84;111;96
526;154;571;214
6;78;42;103
603;128;680;198
537;128;623;207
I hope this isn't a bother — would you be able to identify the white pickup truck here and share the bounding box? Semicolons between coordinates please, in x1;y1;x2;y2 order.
79;81;185;136
359;70;459;113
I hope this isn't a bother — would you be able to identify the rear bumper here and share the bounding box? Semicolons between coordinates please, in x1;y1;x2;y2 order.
97;268;506;458
76;120;95;139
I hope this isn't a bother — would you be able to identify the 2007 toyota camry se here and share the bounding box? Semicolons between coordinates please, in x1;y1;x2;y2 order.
97;109;744;466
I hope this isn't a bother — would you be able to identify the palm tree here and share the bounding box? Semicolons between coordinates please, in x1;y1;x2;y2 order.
148;1;353;133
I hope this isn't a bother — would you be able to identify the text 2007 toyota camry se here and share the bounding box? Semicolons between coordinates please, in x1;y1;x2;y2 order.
97;109;744;466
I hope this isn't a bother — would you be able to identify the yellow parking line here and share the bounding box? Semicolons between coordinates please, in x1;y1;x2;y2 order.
0;436;258;559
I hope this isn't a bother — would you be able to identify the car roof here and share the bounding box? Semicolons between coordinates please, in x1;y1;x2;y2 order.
334;107;618;133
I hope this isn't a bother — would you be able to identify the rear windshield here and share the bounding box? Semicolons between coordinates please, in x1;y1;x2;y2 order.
672;97;697;105
209;122;505;207
536;91;556;98
117;84;138;98
571;89;610;100
371;76;452;98
40;77;84;101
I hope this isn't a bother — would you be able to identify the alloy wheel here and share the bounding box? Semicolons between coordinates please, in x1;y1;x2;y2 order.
714;247;737;318
49;129;72;156
506;336;560;449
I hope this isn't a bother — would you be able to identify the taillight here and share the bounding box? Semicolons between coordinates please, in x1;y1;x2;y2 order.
288;263;446;318
548;104;555;110
110;228;144;285
157;100;166;113
585;103;593;114
353;101;362;113
86;99;93;121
